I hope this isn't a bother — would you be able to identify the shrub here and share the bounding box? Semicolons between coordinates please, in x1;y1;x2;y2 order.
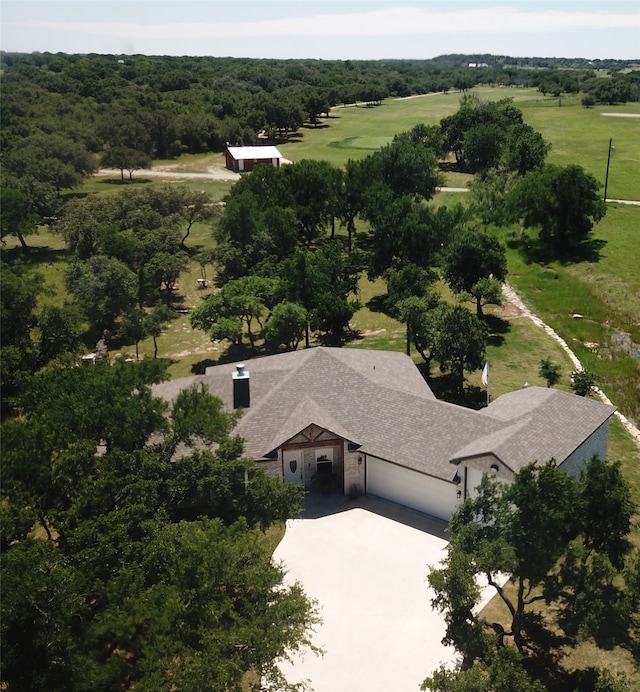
571;369;597;396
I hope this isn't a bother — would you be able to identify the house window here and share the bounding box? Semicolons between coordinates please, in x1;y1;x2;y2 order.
316;450;333;476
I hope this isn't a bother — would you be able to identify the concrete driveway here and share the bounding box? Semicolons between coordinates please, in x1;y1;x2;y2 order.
273;494;490;692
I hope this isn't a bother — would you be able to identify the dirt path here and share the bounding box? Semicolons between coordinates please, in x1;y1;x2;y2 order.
97;167;241;181
502;282;640;446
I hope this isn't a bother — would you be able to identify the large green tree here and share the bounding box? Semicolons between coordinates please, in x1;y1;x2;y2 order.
428;457;635;686
281;242;361;347
368;136;442;200
0;187;39;251
387;263;440;358
190;275;282;353
440;97;549;178
443;230;508;318
281;159;343;246
1;359;317;691
56;185;206;306
433;304;487;395
3;132;97;199
213;184;299;281
507;164;606;259
265;301;308;352
0;262;42;393
65;255;138;331
101;145;152;182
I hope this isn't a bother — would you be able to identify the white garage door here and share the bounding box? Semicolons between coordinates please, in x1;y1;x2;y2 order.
366;457;456;521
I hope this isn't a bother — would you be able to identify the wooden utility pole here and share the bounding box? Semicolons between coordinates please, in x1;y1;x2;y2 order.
603;138;613;202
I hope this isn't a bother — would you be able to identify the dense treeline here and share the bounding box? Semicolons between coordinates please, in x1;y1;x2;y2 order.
1;357;319;691
1;52;637;162
1;50;635;221
1;90;606;405
432;53;639;72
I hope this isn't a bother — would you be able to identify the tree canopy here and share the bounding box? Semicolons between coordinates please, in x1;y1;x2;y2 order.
443;230;507;318
507;164;606;259
1;358;318;691
427;457;637;689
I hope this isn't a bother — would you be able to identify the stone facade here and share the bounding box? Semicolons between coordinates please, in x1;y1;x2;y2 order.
344;449;366;497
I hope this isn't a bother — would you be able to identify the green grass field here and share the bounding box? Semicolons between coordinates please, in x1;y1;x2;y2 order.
279;87;640;199
77;174;235;203
10;88;639;424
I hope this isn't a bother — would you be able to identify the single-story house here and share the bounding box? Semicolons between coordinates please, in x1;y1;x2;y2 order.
224;145;283;173
153;348;616;522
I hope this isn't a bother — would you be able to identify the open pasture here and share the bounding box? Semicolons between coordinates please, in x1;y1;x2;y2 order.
279;87;640;200
520;100;640;201
278;86;542;167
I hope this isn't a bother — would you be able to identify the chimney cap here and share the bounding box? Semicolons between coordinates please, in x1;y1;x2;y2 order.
233;363;249;379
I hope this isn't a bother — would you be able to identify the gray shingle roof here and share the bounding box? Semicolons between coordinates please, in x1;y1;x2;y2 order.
152;348;616;481
451;387;617;472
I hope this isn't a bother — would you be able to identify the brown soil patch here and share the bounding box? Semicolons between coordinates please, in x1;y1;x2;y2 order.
494;302;524;318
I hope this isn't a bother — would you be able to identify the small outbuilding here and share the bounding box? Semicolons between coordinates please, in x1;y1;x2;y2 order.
224;145;283;173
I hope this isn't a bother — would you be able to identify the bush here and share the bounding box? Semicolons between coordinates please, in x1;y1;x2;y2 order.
571;369;597;396
581;93;596;108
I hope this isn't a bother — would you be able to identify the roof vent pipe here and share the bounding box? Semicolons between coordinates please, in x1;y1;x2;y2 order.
233;363;250;409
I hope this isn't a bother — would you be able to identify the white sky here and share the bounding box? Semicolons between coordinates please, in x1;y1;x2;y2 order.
1;1;639;60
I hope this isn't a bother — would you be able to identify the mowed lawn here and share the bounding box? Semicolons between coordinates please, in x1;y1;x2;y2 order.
278;87;546;166
279;87;640;200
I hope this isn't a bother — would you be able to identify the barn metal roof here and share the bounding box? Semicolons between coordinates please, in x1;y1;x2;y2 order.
226;146;282;160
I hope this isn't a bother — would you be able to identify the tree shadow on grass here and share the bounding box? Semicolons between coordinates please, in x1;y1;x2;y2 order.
1;244;70;265
485;313;511;348
438;161;464;174
190;342;266;374
191;358;218;375
366;293;394;317
556;584;640;663
96;177;154;186
425;371;487;410
514;236;608;266
269;132;303;146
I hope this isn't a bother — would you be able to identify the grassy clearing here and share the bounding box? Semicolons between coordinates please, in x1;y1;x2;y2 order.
1;227;71;309
279;88;640;203
76;174;235;203
519;101;640;201
152;152;229;173
501;204;640;427
278;87;543;167
566;204;640;329
479;573;640;689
